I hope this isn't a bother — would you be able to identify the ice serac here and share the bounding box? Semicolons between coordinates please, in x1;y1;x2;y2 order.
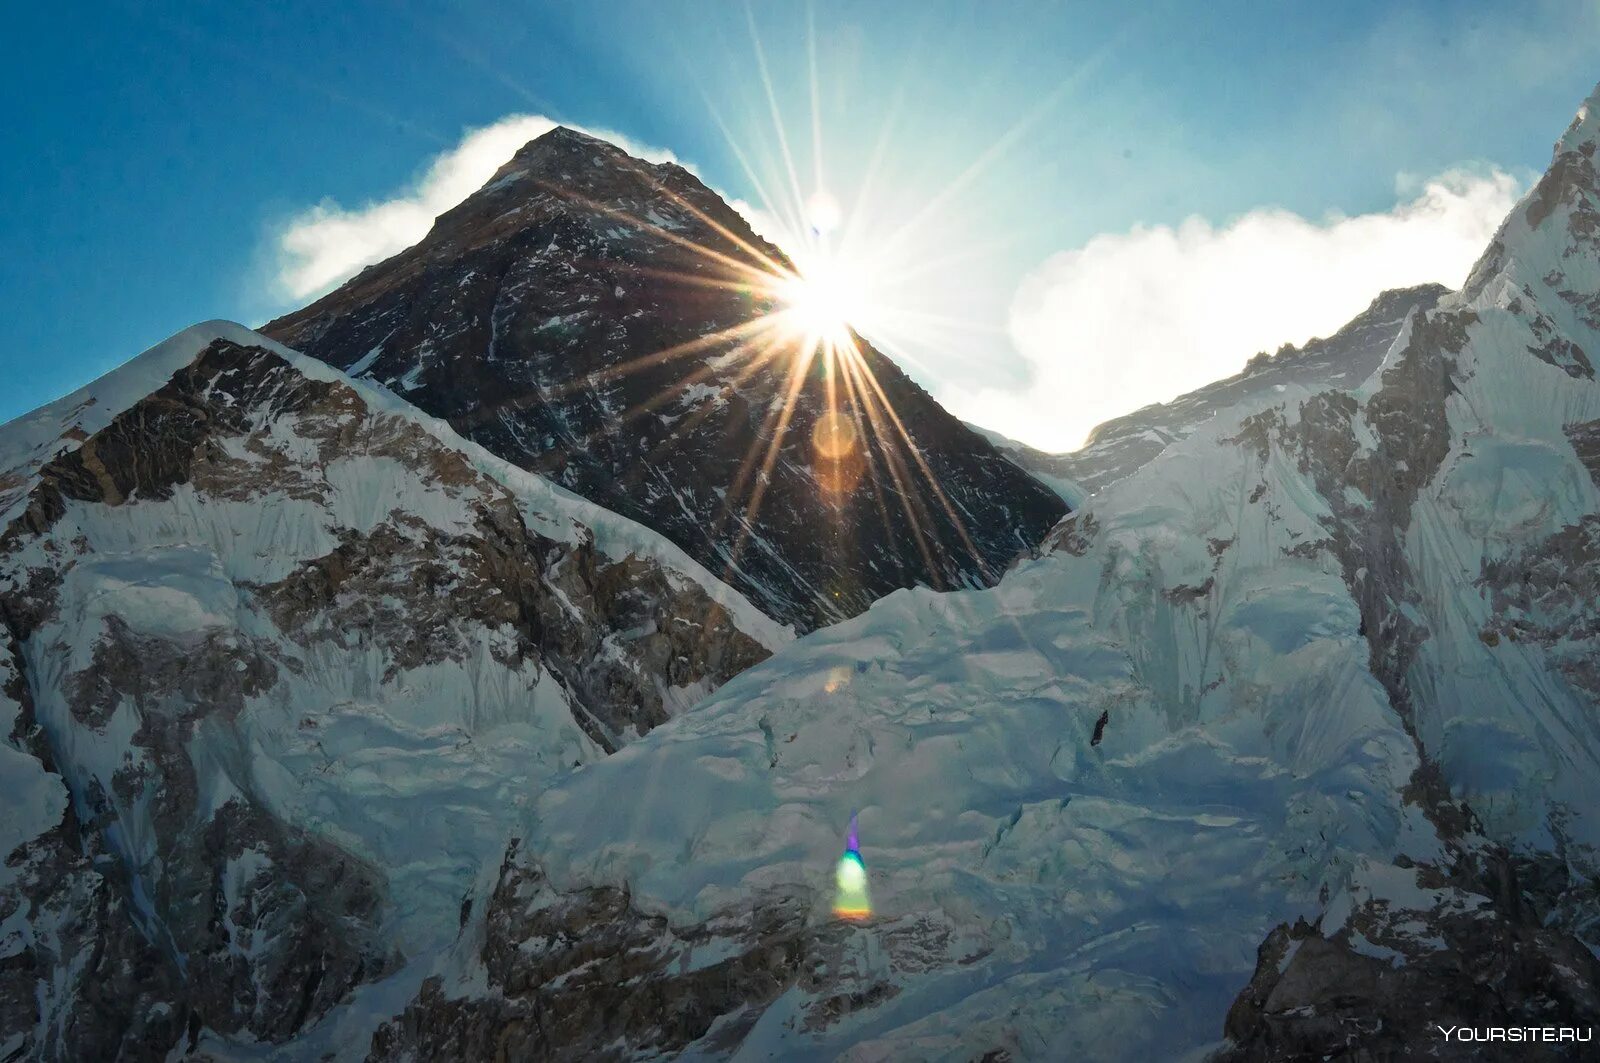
262;126;1067;632
366;87;1600;1059
0;324;777;1058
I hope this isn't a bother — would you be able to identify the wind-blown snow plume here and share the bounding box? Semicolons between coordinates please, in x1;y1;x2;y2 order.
271;116;685;301
270;115;784;305
961;168;1523;452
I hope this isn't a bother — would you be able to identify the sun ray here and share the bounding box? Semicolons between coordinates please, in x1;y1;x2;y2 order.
721;330;814;521
454;6;1121;613
841;338;992;582
870;31;1132;274
806;1;825;200
699;94;810;243
744;3;811;252
529;170;790;284
831;343;943;584
833;338;917;579
540;325;794;475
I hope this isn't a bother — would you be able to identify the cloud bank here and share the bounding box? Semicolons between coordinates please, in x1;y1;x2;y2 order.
948;168;1523;453
272;116;687;302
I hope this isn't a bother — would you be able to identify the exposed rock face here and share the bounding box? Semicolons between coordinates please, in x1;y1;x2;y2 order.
264;126;1066;631
0;327;777;1056
368;840;967;1061
984;284;1449;499
1222;893;1600;1062
369;843;815;1061
12;77;1600;1063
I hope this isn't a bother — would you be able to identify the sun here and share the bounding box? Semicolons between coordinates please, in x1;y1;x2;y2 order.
774;251;870;345
768;190;874;346
525;88;990;577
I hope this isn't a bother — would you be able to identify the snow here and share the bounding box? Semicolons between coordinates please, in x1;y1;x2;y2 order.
242;651;600;953
59;547;243;643
1371;116;1600;853
509;397;1430;1057
0;321;285;529
0;655;66;888
473;134;1600;1044
394;362;425;391
345;345;384;378
13;84;1600;1058
676;382;725;407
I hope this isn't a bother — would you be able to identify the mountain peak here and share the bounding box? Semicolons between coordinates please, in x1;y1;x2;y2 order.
265;123;1066;631
1556;79;1600;158
506;124;640;170
536;124;614;147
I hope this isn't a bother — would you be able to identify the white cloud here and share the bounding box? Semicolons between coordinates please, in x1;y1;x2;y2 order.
272;115;690;302
947;168;1523;453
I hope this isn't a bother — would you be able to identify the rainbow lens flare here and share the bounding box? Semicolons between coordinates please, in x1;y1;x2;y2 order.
833;813;872;919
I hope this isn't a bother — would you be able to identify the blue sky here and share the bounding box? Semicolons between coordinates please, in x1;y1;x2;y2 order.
3;1;1599;447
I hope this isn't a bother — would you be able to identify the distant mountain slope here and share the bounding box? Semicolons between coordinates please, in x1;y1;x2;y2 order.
0;323;781;1058
359;87;1600;1060
263;127;1066;631
986;283;1448;499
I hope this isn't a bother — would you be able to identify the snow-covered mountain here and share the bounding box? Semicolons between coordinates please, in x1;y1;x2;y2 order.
8;78;1600;1063
0;323;785;1058
358;87;1600;1059
263;126;1067;633
981;283;1449;502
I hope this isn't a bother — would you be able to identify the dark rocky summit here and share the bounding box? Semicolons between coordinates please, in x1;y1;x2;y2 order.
264;126;1067;631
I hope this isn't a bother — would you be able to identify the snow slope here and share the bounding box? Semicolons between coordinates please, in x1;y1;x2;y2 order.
12;83;1600;1063
976;284;1447;504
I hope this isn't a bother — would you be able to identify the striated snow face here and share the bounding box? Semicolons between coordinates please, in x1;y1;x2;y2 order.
1382;82;1600;853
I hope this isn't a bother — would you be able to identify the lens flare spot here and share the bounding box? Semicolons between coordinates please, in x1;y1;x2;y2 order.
833;813;871;920
811;410;859;459
836;852;866;891
815;447;865;501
